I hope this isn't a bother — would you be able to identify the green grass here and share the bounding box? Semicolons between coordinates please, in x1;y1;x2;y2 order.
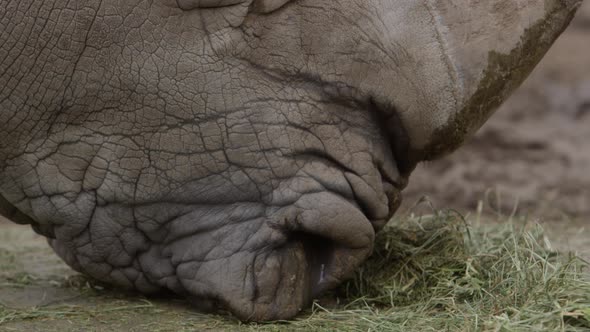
308;213;590;331
0;211;588;331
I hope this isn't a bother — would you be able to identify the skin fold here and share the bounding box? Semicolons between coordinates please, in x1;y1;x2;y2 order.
0;0;581;321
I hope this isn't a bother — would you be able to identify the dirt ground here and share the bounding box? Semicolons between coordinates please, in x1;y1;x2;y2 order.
404;3;590;217
403;2;590;259
1;3;589;331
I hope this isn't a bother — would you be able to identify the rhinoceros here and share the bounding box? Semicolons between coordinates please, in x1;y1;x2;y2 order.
0;0;581;321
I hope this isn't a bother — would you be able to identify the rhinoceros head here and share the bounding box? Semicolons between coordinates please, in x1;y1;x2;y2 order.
0;0;581;321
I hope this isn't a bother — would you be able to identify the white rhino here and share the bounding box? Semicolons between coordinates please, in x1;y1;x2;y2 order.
0;0;581;321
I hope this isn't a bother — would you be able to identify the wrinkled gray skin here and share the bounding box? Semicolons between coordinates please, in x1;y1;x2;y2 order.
0;0;581;321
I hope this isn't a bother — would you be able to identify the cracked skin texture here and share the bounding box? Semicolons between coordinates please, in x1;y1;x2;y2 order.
0;0;581;321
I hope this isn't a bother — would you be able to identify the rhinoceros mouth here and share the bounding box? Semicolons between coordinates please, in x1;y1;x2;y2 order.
367;97;422;178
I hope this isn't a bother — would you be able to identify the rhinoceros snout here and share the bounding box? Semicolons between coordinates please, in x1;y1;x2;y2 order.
186;192;375;321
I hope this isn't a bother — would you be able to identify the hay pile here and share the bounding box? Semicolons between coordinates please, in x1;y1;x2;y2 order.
1;212;588;331
284;212;590;331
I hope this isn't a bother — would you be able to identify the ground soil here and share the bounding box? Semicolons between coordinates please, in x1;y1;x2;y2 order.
403;2;590;260
1;4;589;331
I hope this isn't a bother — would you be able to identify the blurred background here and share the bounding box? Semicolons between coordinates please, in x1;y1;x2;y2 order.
403;2;590;221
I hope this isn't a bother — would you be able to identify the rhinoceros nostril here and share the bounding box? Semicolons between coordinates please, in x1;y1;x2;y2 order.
287;231;335;296
251;0;292;13
175;0;244;11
